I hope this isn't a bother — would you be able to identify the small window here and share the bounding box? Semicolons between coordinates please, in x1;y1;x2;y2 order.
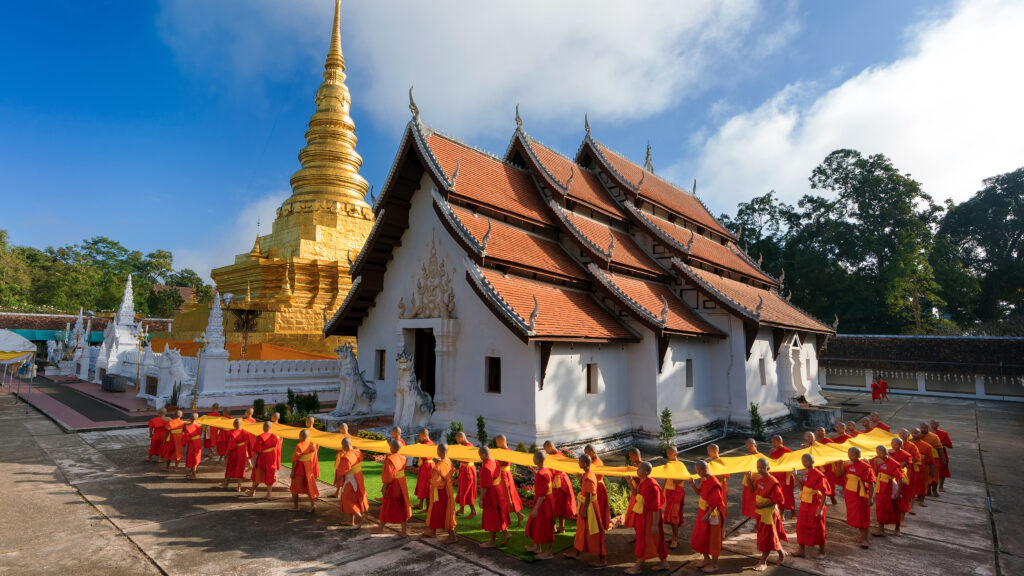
485;356;501;394
586;363;599;395
806;358;811;377
374;350;386;380
685;359;694;388
759;358;767;387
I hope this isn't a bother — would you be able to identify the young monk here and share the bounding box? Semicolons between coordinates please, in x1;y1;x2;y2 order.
794;453;829;559
241;407;257;454
873;445;904;537
930;419;953;491
378;439;412;536
493;434;525;525
247;421;279;499
897;429;922;514
564;454;606;566
219;419;250;492
390;426;406;447
332;431;360;499
662;446;687;549
889;438;914;524
741;438;763;528
424;443;457;543
690;460;725;573
705;444;729;507
163;410;186;471
627;461;670;575
336;437;368;527
814;428;838;505
289;428;319;513
752;458;787;571
583;445;610;531
910;428;934;506
216;407;232;462
843;446;876;548
183;412;203;479
869;413;891;432
879;378;889;401
477;446;511;548
624;447;642;541
202;403;220;457
768;435;795;519
454;431;477;519
525;450;555;560
543;441;577;533
414;429;435;510
918;422;944;497
146;408;167;462
870;380;881;403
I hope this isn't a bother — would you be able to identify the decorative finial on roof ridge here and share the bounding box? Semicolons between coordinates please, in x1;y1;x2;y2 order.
637;170;646;191
755;295;764;318
786;290;792;302
757;253;763;266
687;229;695;250
607;231;615;260
779;267;786;284
660;295;669;324
408;86;420;123
528;295;538;332
692;179;697;195
450;159;460;190
643;142;654;173
481;219;492;253
832;314;839;331
515;104;523;130
565;166;575;191
346;249;354;270
584;113;590;136
369;184;376;206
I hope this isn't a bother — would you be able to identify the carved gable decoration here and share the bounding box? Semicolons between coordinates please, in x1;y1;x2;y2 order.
398;233;456;319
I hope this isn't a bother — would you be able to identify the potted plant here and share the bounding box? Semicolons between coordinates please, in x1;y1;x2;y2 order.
165;383;181;412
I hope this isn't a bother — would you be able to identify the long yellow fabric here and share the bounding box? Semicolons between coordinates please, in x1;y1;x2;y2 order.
755;495;775;525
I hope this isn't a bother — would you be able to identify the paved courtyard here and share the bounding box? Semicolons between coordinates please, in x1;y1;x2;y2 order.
0;389;1019;575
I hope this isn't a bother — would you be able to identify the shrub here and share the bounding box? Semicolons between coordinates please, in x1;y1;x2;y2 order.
476;415;488;447
749;402;766;441
659;407;675;451
169;383;181;406
517;485;535;502
515;441;528;453
286;388;297;414
445;420;464;445
272;403;289;419
252;398;266;417
358;429;388;441
528;442;538;454
605;480;631;517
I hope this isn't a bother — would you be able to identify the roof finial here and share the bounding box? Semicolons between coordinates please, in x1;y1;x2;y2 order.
687;229;695;251
528;295;538;332
584;113;590;136
449;159;460;190
515;104;523;129
660;295;669;324
346;250;354;270
565;166;575;191
481;219;492;253
643;141;654;172
325;0;345;76
755;295;764;318
408;85;420;123
637;170;646;191
693;179;697;195
786;290;792;302
757;253;763;266
607;231;616;260
369;184;376;205
832;314;839;331
779;267;786;284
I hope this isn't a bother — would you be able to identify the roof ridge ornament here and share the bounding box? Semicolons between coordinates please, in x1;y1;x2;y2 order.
643;142;654;173
637;170;646;191
786;290;793;302
481;219;492;253
755;295;764;319
660;295;669;324
832;314;840;331
757;253;763;266
584;113;590;136
565;166;575;191
449;159;460;190
607;231;615;260
528;295;538;332
693;179;697;195
779;267;786;284
409;86;420;124
515;104;523;130
687;229;695;251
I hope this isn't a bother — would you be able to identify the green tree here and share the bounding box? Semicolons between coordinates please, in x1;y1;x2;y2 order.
658;407;675;451
0;230;32;308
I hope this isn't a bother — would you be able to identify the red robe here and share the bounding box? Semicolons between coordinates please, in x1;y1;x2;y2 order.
147;416;166;458
816;438;837;496
380;453;412;523
242;416;257;455
526;468;555;544
796;468;829;546
479;459;510;533
875;457;904;525
215;416;230;456
289;440;320;498
496;459;523;513
914;438;937;491
633;477;668;561
550;452;577;519
183;423;203;468
337;449;369;515
251;432;279;486
690;476;724;556
573;470;605;556
456;441;477;507
663;476;686;526
843;460;876;529
902;441;922;499
742;469;760;519
414;439;435;501
202;411;219;448
591;457;610;527
769;447;795;511
873;422;892;432
223;429;250;479
162;418;185;462
427;457;456;530
879;379;888;399
871;381;881;400
936;429;953;478
890;449;914;514
754;474;788;552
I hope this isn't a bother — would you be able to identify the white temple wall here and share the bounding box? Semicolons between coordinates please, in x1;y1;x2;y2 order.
656;336;718;430
799;335;826;405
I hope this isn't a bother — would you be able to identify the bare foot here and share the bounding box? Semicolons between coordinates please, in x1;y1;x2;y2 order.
775;551;786;565
753;565;767;572
465;511;477;520
700;566;718;573
480;541;496;548
536;552;553;560
669;538;678;549
624;566;642;575
653;560;670;572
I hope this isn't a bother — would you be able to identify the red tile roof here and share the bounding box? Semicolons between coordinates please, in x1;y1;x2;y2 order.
640;211;773;283
448;204;587;281
562;211;665;276
525;138;625;218
595;270;722;336
426;133;551;226
478;268;636;341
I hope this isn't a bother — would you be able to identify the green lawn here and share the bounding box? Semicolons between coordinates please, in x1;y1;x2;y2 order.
279;439;576;560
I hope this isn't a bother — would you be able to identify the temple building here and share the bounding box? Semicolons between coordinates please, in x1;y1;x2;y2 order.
325;102;835;449
168;0;373;354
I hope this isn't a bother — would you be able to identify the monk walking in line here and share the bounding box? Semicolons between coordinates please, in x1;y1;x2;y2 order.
146;408;167;462
741;438;763;529
378;438;412;536
424;443;457;544
216;407;231;462
543;441;577;533
414;428;435;511
869;413;891;431
478;446;511;548
873;445;904;537
163;410;186;471
390;426;406;447
219;418;250;492
705;444;729;507
183;412;203;479
564;454;606;566
626;461;670;574
246;421;279;499
494;434;525;525
752;458;787;571
584;445;610;533
769;435;795;519
930;420;953;491
690;460;724;573
897;429;921;514
814;428;838;505
289;428;319;513
525;451;555;560
910;428;934;506
889;438;914;523
845;421;860;438
336;437;368;527
625;447;642;541
918;422;944;497
794;453;829;559
662;446;687;549
843;447;876;548
202;403;220;457
455;431;478;519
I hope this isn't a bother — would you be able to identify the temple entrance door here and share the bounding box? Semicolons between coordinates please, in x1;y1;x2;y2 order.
413;328;436;399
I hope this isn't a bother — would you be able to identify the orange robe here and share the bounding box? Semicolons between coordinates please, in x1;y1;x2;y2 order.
624;467;639;529
902;440;922;499
690;476;724;556
875;457;904;525
242;416;257;454
754;474;788;552
183;423;203;468
251;432;279;486
202;410;219;448
870;381;881;400
914;439;936;491
223;429;249;479
550;452;577;519
922;431;943;486
879;379;888;399
414;440;435;501
796;469;829;546
427;457;456;530
816;438;837;496
496;459;523;513
873;422;892;432
456;441;477;506
889;449;914;514
843;460;875;529
215;417;229;456
592;456;610;527
380;453;412;523
480;459;510;533
663;474;686;526
162;417;186;462
633;477;668;561
336;449;369;515
769;447;795;511
526;468;555;544
573;470;606;556
289;440;320;498
147;416;166;458
742;470;760;519
935;429;952;478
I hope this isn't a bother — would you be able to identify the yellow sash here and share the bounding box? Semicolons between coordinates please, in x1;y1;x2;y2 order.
261;447;275;453
877;473;892;489
582;496;600;534
632;493;645;515
501;465;511;472
351;462;362;475
170;429;183;434
845;474;868;497
298;453;312;462
698;497;708;511
394;470;406;479
755;495;775;525
800;485;819;504
236;442;246;448
553;474;562;490
493;474;502;487
742;474;750;487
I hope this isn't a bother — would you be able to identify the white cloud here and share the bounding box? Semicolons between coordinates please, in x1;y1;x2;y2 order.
172;192;288;283
157;0;795;136
688;0;1024;213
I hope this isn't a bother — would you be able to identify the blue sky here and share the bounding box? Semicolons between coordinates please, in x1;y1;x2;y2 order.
2;0;1021;280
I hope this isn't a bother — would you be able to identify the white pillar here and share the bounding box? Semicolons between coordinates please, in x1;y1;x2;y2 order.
975;375;985;397
865;368;874;390
917;372;927;393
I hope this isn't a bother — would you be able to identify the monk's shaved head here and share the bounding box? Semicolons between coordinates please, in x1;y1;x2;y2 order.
341;437;352;450
211;403;220;410
534;450;546;467
455;431;466;442
175;410;183;418
263;421;271;431
190;412;198;421
436;443;448;457
628;447;642;464
771;435;784;449
803;431;815;444
891;438;903;450
910;428;922;440
745;438;758;452
802;453;814;468
478;445;490;459
757;457;770;474
338;422;349;433
695;460;709;475
270;412;280;422
157;408;166;415
876;445;889;458
930;419;940;428
707;444;720;458
815;427;827;438
584;444;597;457
846;421;857;430
578;454;591;469
848;446;861;460
305;416;315;427
391;426;402;436
388;439;401;453
244;407;253;416
222;407;231;416
233;418;241;429
637;461;653;477
299;429;309;440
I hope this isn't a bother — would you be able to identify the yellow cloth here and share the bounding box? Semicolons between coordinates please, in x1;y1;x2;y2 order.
845;474;868;497
800;485;819;504
698;497;707;511
755;495;775;525
633;493;645;515
582;495;600;534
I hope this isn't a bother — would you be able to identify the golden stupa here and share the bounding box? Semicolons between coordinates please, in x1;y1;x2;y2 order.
168;0;373;354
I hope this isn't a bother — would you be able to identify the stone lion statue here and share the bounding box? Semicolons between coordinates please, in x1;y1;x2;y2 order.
331;343;377;416
393;349;434;430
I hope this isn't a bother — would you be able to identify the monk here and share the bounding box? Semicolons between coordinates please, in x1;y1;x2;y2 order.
543;441;577;533
219;418;250;492
289;428;319;513
873;445;904;537
625;447;643;540
162;410;186;471
626;461;670;575
859;418;874;435
814;428;838;504
424;443;457;543
889;438;914;523
564;454;606;566
768;435;795;519
879;378;888;401
476;446;510;548
845;421;860;438
246;421;279;499
183;412;203;479
690;460;725;573
269;412;282;466
918;422;944;497
871;380;881;403
869;413;891;432
794;453;829;559
216;407;232;462
843;446;876;548
336;437;369;527
337;422;351;437
525;450;555;559
390;426;406;447
897;429;921;514
146;408;167;462
414;428;435;510
494;434;525;525
662;446;687;548
831;422;850;444
378;438;412;537
202;403;220;457
454;431;477;519
705;444;729;507
910;428;934;506
752;458;787;571
583;444;610;530
332;429;360;498
930;419;953;491
741;438;763;528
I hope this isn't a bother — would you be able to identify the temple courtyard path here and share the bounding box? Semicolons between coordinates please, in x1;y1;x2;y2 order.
0;390;1020;575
